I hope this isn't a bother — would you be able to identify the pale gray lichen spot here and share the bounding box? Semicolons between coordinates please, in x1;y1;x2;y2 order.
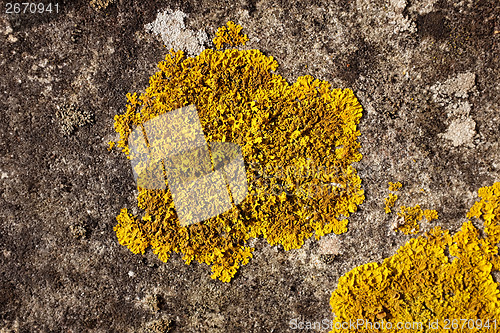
388;0;417;34
408;0;437;15
56;103;94;136
144;318;172;333
439;117;476;147
445;100;472;118
441;72;476;99
431;72;477;102
430;72;478;147
145;9;208;56
390;0;407;13
317;234;341;264
70;224;87;239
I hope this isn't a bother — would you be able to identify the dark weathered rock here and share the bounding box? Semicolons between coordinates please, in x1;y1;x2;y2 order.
0;0;498;331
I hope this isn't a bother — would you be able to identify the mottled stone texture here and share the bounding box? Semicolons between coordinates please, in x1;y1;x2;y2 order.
0;0;498;332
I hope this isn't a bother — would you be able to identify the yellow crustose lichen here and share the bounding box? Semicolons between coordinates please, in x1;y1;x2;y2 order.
383;180;438;234
395;205;439;235
330;182;500;332
424;208;439;222
388;181;402;192
384;193;398;214
111;22;364;282
384;181;402;214
213;21;249;50
396;204;424;234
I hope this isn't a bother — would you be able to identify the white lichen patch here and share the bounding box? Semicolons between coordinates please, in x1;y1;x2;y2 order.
317;234;341;255
431;72;476;102
431;72;478;148
439;117;476;147
0;15;14;37
445;100;472;118
145;9;208;56
388;0;417;34
408;0;437;15
390;0;407;13
441;72;476;98
309;234;342;267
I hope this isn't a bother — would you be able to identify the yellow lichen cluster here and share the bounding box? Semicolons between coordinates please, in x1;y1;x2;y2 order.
388;181;402;191
384;193;398;214
424;208;439;222
213;21;249;50
396;205;439;234
467;183;500;248
384;182;402;213
111;23;364;282
383;181;438;234
330;182;500;332
396;205;424;234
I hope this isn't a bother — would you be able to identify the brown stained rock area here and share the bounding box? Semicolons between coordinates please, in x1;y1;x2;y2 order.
0;0;499;332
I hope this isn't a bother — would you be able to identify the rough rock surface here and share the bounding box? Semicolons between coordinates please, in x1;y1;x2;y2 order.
0;0;498;332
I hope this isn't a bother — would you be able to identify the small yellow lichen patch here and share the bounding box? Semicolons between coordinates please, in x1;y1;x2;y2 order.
384;193;398;214
114;208;150;255
396;204;423;234
424;209;439;222
107;140;116;151
388;181;402;191
213;21;249;49
467;182;500;247
330;182;500;333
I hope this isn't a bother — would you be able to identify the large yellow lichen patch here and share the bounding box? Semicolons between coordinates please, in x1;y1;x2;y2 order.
111;22;364;282
330;182;500;332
